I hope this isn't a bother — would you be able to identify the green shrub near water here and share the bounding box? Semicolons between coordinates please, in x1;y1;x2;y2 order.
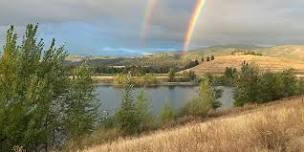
181;79;222;117
159;100;176;126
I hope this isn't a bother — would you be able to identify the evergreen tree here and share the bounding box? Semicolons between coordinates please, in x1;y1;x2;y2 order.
65;62;99;139
115;74;140;135
168;68;176;82
135;91;154;131
211;55;215;60
206;56;210;62
159;100;175;126
234;62;259;106
0;24;99;151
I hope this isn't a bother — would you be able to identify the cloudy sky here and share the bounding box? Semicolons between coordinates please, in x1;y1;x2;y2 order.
0;0;304;56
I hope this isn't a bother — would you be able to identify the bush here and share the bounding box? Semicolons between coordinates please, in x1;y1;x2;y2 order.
168;68;176;82
181;79;221;117
114;77;140;135
135;91;155;131
160;100;176;126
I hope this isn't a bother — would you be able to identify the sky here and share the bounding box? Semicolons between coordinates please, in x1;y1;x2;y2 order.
0;0;304;56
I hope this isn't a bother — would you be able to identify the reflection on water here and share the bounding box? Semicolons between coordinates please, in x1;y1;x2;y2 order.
95;86;234;114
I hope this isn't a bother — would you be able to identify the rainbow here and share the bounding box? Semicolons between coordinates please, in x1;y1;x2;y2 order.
183;0;206;53
141;0;158;45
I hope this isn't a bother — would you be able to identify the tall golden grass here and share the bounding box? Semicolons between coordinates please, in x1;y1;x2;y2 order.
85;97;304;152
185;55;304;76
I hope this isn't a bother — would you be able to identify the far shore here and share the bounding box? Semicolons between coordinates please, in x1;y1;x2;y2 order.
94;81;198;87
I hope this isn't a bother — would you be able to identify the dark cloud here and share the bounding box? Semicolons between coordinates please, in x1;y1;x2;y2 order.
0;0;304;55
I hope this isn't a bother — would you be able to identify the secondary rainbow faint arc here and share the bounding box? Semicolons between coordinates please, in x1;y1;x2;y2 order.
141;0;158;45
183;0;206;53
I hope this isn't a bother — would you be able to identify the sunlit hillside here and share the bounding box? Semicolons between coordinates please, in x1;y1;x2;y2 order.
185;45;304;61
86;97;304;152
184;55;304;76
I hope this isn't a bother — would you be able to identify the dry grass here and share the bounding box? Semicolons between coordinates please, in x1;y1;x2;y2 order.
184;55;304;76
85;97;304;152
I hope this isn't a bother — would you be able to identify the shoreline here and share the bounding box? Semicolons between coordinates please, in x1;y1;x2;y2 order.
94;81;198;87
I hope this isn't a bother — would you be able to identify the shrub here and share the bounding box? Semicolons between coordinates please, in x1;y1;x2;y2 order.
168;68;176;82
135;91;155;131
181;79;221;117
114;76;140;135
160;100;176;126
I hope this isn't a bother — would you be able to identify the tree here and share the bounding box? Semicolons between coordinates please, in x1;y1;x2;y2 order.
135;91;154;131
256;72;281;103
211;55;215;60
168;68;176;82
278;69;298;97
115;75;140;135
201;56;205;62
234;62;259;106
194;59;199;65
206;56;210;62
0;24;99;151
224;67;238;86
65;62;100;139
181;79;221;117
159;100;175;126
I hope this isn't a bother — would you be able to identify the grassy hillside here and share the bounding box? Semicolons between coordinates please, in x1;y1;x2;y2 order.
184;55;304;76
184;45;304;61
86;97;304;152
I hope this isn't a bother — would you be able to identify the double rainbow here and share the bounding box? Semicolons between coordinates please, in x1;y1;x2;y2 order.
141;0;206;53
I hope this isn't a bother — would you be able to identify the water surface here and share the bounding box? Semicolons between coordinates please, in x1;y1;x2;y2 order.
96;86;234;115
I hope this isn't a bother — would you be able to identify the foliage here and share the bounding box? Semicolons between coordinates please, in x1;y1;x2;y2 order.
0;25;99;151
65;62;100;139
231;49;262;56
159;100;176;126
223;67;238;86
211;55;215;60
181;79;221;117
168;68;176;82
182;71;197;81
234;62;301;107
234;62;260;106
206;56;210;62
114;76;140;135
113;74;158;86
135;91;155;131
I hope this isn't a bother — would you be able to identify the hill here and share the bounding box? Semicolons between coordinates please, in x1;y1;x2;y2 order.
184;55;304;76
86;97;304;152
185;45;304;61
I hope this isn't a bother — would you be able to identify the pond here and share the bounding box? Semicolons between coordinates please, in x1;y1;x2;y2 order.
96;85;235;115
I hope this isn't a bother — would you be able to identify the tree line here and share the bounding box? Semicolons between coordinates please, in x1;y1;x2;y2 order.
221;62;304;106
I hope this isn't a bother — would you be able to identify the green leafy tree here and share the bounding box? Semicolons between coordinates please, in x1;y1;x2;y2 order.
256;72;281;103
168;68;176;82
135;91;154;131
181;79;221;117
224;67;238;86
278;69;298;97
211;55;215;60
115;75;140;135
206;56;210;62
0;25;99;151
234;62;259;106
159;100;175;126
65;62;99;139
